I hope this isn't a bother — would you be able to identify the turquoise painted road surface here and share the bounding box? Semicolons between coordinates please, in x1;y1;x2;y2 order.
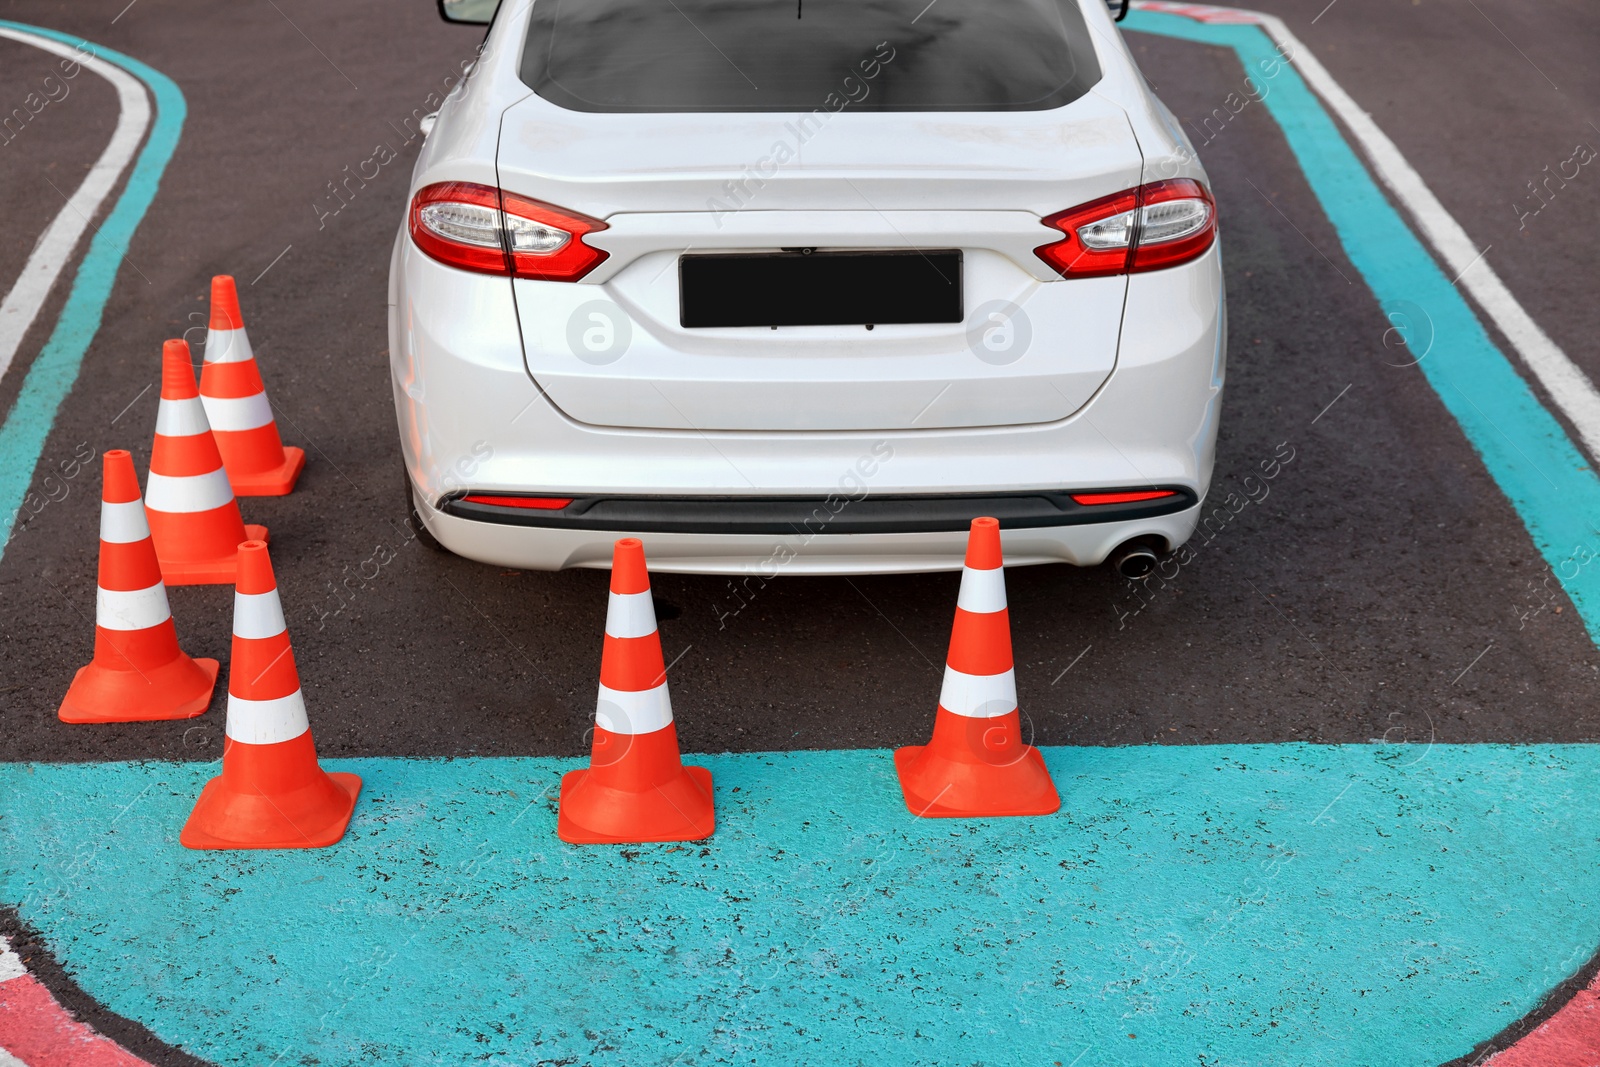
0;22;184;564
1127;12;1600;645
3;745;1598;1066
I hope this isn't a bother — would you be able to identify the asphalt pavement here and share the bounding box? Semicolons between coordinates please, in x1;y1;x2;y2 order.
1;0;1596;765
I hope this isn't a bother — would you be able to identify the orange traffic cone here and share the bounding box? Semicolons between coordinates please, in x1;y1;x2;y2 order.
146;339;266;585
895;517;1060;817
181;541;360;849
201;275;305;496
58;450;219;724
558;538;715;843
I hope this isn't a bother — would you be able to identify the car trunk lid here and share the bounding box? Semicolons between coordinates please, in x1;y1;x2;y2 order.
499;95;1142;431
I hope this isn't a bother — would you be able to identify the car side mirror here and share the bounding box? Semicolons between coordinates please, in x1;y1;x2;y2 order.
1105;0;1130;21
438;0;501;24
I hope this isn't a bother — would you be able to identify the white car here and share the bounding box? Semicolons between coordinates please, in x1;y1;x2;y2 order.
391;0;1223;577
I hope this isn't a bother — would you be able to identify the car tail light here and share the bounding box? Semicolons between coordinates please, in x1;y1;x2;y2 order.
409;182;509;274
1071;489;1178;505
1036;179;1215;278
459;494;574;509
500;193;609;281
408;182;609;281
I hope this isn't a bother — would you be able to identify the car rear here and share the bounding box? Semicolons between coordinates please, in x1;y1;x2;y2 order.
390;0;1225;574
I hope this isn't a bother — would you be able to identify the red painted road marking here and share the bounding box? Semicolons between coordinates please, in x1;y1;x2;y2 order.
0;939;151;1067
1489;972;1600;1066
1129;0;1260;22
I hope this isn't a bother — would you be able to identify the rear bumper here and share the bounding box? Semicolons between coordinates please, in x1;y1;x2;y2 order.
440;486;1196;534
415;487;1203;575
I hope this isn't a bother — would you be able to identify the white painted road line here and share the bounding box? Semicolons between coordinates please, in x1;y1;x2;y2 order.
1132;1;1600;466
1249;11;1600;466
0;28;150;387
0;936;26;983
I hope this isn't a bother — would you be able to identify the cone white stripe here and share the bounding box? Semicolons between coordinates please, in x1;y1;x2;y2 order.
226;689;310;745
99;499;150;544
96;582;171;631
233;589;287;640
605;590;657;639
956;565;1007;614
205;325;254;364
937;664;1018;719
145;468;234;513
595;681;673;734
155;396;212;438
201;391;274;432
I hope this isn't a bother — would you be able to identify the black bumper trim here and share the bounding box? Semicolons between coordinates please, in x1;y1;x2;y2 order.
438;488;1197;536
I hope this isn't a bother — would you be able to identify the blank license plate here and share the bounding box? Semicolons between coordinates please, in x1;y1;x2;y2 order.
679;250;963;328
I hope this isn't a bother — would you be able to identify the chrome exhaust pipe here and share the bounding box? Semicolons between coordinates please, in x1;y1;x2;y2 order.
1110;541;1160;580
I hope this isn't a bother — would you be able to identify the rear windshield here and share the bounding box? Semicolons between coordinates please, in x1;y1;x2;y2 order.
519;0;1102;113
